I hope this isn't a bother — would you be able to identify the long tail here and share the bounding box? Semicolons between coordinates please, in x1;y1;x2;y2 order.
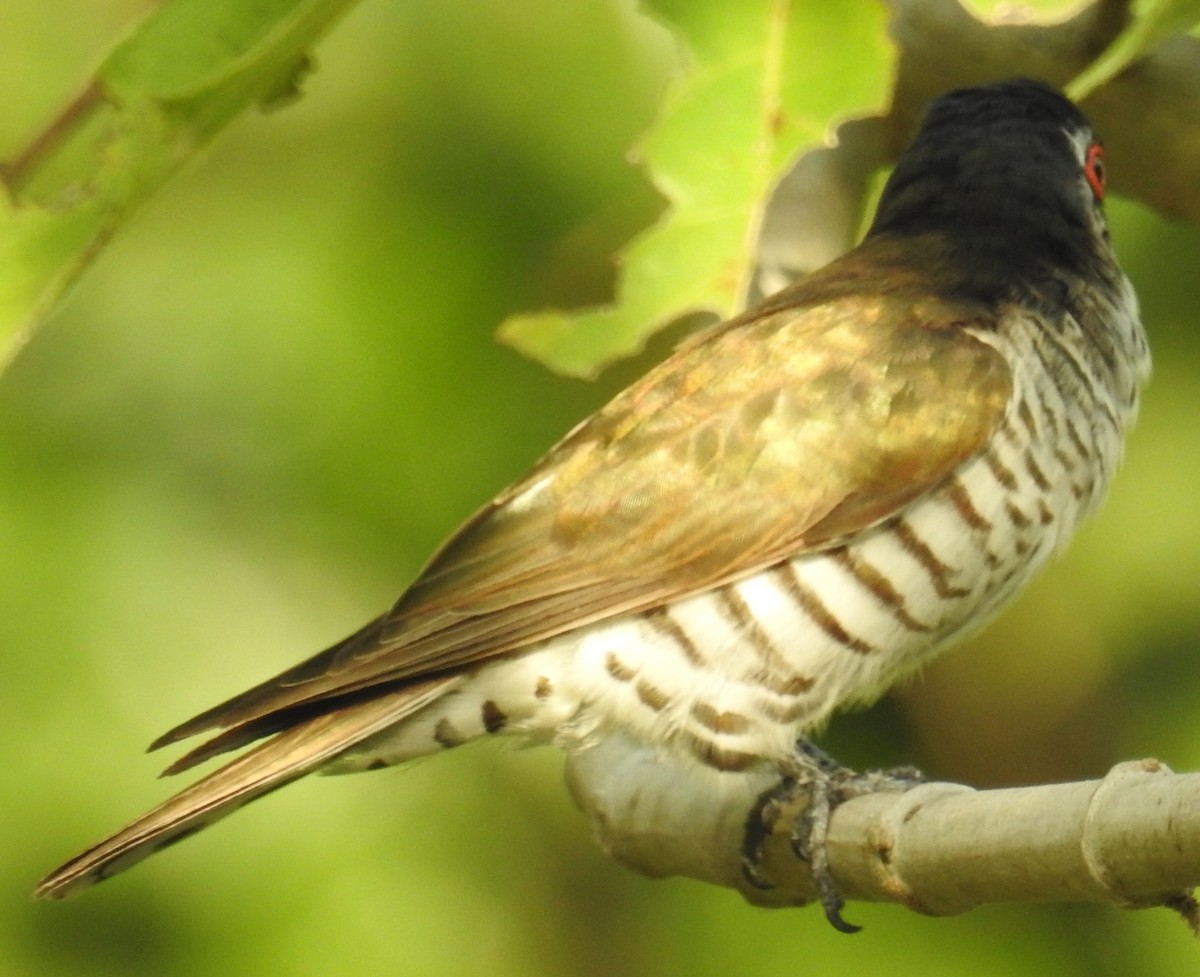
35;680;455;899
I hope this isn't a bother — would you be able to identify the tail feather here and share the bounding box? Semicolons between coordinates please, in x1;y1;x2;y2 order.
35;678;457;899
146;616;391;753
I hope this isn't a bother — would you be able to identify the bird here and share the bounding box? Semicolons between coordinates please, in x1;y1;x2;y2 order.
36;79;1149;928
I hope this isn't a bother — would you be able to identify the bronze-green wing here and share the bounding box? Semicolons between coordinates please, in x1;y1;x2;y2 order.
157;240;1013;764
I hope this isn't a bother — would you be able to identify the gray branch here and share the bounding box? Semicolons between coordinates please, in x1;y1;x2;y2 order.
570;751;1200;929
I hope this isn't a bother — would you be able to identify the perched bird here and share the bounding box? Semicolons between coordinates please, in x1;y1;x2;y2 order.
36;80;1149;928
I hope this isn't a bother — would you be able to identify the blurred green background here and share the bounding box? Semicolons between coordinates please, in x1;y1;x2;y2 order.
4;2;1200;975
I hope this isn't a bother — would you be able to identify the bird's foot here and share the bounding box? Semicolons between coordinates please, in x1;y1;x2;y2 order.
741;741;925;933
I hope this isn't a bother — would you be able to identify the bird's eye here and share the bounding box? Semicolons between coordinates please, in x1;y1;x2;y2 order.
1084;142;1106;200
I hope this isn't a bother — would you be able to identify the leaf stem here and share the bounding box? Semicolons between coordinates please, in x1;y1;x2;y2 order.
3;82;106;194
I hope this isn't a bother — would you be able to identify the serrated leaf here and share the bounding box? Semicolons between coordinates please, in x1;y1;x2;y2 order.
499;0;891;379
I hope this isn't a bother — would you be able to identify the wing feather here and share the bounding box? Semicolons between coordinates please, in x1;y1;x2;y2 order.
156;238;1013;757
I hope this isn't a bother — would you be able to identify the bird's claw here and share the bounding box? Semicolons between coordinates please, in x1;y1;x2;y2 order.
741;741;926;933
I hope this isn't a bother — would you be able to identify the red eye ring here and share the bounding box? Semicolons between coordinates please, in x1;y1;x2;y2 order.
1085;142;1106;199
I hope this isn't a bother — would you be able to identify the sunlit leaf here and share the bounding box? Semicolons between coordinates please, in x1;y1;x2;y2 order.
498;0;891;378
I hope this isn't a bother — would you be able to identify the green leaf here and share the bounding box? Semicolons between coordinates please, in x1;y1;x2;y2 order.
498;0;891;379
0;0;361;372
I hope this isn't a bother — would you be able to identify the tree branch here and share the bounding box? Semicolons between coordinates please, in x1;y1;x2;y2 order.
572;752;1200;930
